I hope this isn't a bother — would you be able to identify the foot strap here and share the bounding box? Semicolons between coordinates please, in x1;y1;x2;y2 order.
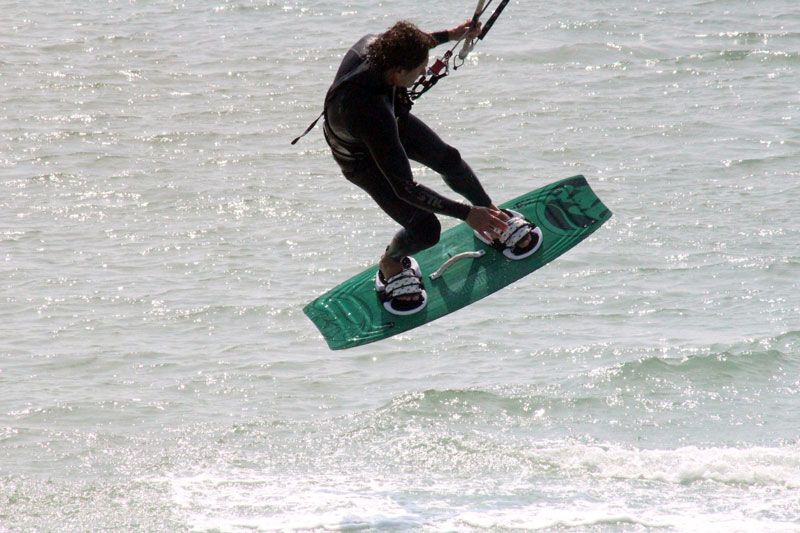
384;270;424;298
497;214;533;249
375;257;428;315
473;209;543;260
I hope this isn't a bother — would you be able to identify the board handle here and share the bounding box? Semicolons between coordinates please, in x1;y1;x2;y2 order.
429;250;485;280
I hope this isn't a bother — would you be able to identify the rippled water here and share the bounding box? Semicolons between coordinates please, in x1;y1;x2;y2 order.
1;0;799;531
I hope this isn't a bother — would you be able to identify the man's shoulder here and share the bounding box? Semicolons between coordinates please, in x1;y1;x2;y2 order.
352;33;379;53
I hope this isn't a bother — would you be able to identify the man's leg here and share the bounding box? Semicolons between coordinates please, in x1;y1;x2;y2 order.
340;160;441;283
399;113;492;207
399;114;531;248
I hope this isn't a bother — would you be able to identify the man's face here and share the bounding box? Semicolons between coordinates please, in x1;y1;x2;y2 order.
394;56;428;87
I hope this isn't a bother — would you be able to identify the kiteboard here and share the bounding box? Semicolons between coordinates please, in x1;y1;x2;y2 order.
304;175;612;350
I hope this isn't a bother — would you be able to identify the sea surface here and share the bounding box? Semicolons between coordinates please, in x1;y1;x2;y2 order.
1;0;799;531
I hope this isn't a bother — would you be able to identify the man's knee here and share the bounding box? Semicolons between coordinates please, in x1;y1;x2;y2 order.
410;213;441;249
440;145;474;189
440;145;463;170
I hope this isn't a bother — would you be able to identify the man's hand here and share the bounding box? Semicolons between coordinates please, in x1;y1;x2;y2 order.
448;19;483;41
466;206;508;241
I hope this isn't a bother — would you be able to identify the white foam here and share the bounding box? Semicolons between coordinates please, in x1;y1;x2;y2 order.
446;505;672;531
529;442;800;488
156;442;800;531
164;471;421;531
443;505;800;532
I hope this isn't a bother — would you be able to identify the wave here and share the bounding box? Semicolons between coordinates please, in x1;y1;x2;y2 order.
382;387;532;417
694;30;800;43
453;508;672;531
147;438;800;532
517;42;631;64
377;332;800;407
211;1;282;13
526;440;800;488
594;331;800;383
452;504;800;532
674;48;800;65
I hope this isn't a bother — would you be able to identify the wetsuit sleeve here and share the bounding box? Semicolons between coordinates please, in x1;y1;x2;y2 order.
345;94;471;220
430;31;450;46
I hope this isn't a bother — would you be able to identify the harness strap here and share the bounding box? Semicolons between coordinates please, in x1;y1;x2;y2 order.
290;111;324;145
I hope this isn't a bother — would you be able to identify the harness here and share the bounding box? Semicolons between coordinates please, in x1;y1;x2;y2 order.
290;61;372;147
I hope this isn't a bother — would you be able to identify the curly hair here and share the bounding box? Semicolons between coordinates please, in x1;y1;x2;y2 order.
367;21;435;72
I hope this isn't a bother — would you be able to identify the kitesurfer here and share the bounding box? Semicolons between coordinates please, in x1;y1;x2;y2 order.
323;20;535;314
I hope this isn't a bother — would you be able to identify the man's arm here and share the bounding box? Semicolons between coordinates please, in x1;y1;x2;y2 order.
429;30;451;47
428;20;483;48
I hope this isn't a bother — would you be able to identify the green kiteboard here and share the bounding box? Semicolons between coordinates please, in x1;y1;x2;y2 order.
304;175;612;350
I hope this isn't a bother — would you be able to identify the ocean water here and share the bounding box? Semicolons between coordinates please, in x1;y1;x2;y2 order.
1;0;799;531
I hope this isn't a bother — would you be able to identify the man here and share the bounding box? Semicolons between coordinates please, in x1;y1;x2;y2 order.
323;20;536;315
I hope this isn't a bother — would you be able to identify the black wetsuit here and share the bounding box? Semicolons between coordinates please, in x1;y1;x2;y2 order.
324;34;493;261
